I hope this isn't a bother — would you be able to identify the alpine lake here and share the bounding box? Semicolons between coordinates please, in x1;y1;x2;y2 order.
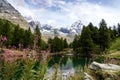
45;53;104;79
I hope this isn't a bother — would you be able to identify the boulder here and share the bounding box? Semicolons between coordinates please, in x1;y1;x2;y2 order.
89;61;120;72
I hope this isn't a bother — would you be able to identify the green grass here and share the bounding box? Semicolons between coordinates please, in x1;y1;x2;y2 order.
109;37;120;52
108;38;120;60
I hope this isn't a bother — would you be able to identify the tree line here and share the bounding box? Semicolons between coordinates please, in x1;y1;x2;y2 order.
3;18;120;55
0;18;69;52
72;19;118;57
48;37;68;53
0;18;47;50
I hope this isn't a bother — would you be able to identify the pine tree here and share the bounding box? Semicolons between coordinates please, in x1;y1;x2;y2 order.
19;28;25;45
108;27;115;41
88;22;99;45
48;38;54;52
60;38;64;51
34;25;41;49
88;22;94;31
118;23;120;36
54;36;61;52
63;38;68;48
24;27;34;48
1;21;12;45
72;35;80;52
12;25;20;47
79;26;94;57
113;26;117;37
48;37;65;53
99;19;111;51
28;27;34;47
35;25;41;37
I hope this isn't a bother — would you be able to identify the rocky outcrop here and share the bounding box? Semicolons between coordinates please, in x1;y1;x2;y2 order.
89;61;120;72
0;0;29;29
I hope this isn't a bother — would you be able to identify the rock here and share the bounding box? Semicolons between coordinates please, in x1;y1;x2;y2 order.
84;72;94;80
89;61;120;72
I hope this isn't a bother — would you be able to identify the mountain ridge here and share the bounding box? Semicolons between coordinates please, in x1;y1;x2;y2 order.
28;20;83;35
0;0;29;29
27;20;83;43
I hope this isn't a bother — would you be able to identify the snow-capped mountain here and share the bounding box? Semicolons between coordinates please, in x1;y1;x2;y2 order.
59;27;70;34
29;21;40;28
27;19;83;36
41;24;53;31
58;20;83;35
69;20;83;35
26;19;83;42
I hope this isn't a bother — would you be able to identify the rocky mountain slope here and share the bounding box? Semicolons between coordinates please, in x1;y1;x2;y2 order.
0;0;29;29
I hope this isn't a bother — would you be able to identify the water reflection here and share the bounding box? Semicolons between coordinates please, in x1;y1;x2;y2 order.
46;54;105;79
48;54;91;69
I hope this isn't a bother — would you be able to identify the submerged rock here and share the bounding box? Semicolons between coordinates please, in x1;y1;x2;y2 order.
89;61;120;72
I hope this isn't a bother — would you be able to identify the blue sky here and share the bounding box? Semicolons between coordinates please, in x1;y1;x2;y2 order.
7;0;120;28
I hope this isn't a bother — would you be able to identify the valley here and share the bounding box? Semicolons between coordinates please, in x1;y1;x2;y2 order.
0;0;120;80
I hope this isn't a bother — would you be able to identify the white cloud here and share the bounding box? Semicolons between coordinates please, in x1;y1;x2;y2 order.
7;0;120;28
7;0;34;17
57;1;120;27
47;20;59;28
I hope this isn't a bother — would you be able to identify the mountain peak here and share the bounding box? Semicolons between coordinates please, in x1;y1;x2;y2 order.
70;20;83;35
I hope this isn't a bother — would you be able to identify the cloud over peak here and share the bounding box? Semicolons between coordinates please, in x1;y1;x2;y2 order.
7;0;120;27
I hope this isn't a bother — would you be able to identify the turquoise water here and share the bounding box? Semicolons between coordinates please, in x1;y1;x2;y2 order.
48;54;93;69
45;54;104;79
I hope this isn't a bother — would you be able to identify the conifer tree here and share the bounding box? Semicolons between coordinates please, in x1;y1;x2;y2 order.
54;36;60;52
72;35;80;52
88;22;99;44
1;21;12;45
34;25;41;49
60;38;64;51
63;38;68;48
108;27;115;41
24;27;34;48
113;26;117;37
34;25;41;37
48;38;54;52
79;26;94;57
117;23;120;36
99;19;110;51
48;37;66;53
12;25;20;47
19;28;25;45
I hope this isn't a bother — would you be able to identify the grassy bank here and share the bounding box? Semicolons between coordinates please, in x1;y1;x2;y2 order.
108;38;120;60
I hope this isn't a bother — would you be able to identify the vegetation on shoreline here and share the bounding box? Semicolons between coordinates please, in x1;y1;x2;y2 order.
0;18;120;80
72;19;118;57
0;18;48;50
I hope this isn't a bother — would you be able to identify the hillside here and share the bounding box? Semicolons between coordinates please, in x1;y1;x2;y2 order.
0;0;29;29
108;38;120;59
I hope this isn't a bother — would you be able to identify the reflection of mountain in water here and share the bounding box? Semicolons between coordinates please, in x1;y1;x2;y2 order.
62;58;73;70
61;58;75;80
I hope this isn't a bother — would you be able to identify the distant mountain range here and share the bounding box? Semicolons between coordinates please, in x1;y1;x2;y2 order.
0;0;83;42
25;17;83;42
28;19;83;36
